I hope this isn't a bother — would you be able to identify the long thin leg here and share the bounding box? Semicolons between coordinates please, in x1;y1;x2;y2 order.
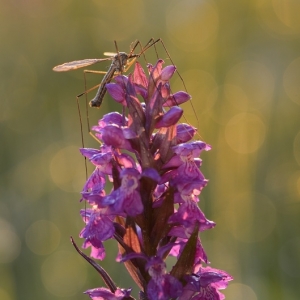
129;40;146;61
76;70;90;225
84;70;110;75
139;38;201;139
114;40;130;125
141;38;160;59
79;69;105;147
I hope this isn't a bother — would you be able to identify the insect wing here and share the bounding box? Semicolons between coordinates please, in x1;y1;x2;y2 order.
103;52;117;57
53;58;113;72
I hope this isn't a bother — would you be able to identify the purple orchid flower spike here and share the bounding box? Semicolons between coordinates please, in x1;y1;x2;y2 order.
71;58;232;299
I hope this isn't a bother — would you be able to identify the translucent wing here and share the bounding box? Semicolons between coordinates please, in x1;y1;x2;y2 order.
53;58;113;72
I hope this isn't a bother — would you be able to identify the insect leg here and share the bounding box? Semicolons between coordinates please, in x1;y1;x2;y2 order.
141;38;201;139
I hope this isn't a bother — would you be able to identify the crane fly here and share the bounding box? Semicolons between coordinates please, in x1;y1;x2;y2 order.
53;40;160;108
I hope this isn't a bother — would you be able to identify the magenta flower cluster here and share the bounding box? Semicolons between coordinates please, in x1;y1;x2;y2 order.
77;60;232;300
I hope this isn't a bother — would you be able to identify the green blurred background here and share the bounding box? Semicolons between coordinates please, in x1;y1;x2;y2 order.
1;0;300;299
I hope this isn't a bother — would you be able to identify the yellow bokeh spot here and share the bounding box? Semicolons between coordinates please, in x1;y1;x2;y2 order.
208;84;250;126
225;113;266;154
228;193;277;243
272;0;300;32
50;145;85;192
222;84;249;111
25;220;60;255
225;61;274;109
0;289;12;300
166;0;219;52
0;219;21;263
256;0;300;37
12;155;47;203
41;250;87;297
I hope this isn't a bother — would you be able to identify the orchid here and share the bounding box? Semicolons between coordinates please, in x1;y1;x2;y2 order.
73;59;232;299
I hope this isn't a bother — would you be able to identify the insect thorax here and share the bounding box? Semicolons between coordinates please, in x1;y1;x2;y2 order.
113;52;129;71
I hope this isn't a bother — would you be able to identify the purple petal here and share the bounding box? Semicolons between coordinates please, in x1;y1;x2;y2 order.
163;91;191;107
81;168;107;194
155;106;183;128
80;148;101;159
173;141;211;158
147;274;183;300
113;75;128;87
148;60;164;97
141;168;161;182
101;125;131;150
89;152;113;168
123;190;143;216
115;153;137;168
148;59;164;80
176;123;197;143
161;83;170;99
134;83;148;99
161;65;176;81
120;167;141;179
106;83;126;104
99;112;125;127
133;61;148;87
162;155;183;169
122;127;137;139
